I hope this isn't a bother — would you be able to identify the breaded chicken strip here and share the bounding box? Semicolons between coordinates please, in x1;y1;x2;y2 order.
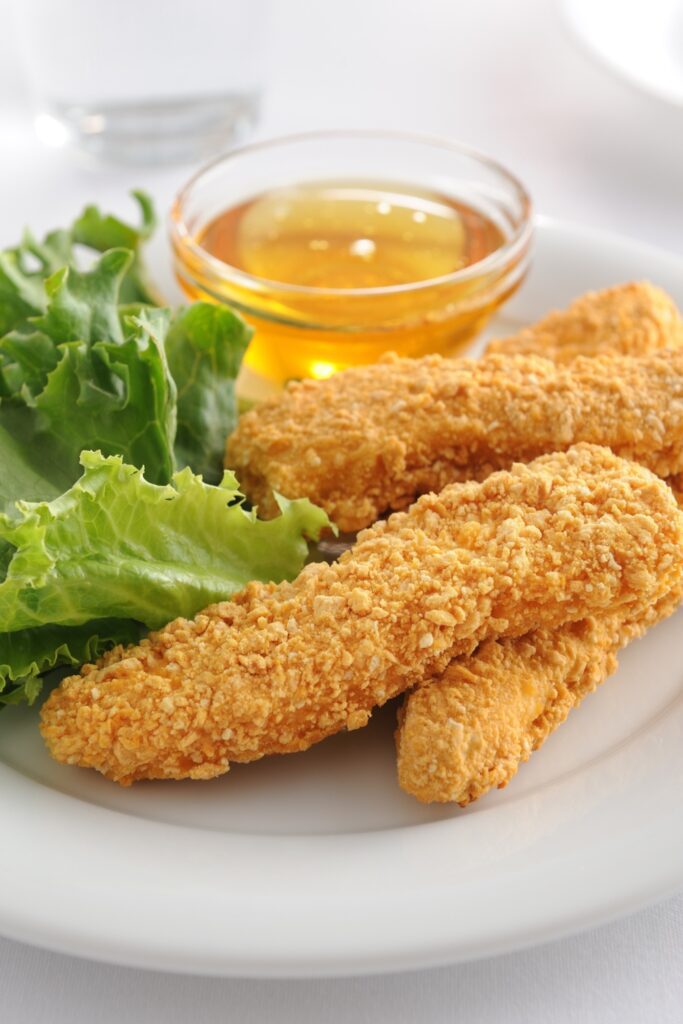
397;618;621;805
396;583;683;805
40;446;683;785
486;282;682;363
227;349;683;532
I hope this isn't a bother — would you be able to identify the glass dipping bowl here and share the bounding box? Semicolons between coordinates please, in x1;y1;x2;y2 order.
170;131;533;399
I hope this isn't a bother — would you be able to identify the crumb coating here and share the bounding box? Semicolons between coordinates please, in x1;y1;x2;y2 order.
486;282;683;363
396;582;683;805
40;446;683;784
227;347;683;532
396;618;620;805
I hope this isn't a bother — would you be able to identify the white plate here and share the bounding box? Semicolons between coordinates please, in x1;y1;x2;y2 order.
563;0;683;106
1;219;683;977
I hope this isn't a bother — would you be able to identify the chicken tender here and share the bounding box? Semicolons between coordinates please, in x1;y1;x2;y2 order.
40;446;683;785
486;282;682;363
396;582;683;805
397;618;620;805
227;349;683;532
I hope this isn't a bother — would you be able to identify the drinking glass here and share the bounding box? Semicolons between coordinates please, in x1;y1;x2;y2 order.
12;0;269;163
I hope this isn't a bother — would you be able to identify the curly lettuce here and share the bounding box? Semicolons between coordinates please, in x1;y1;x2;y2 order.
71;189;157;304
0;248;177;504
0;191;156;340
0;194;307;711
0;452;329;704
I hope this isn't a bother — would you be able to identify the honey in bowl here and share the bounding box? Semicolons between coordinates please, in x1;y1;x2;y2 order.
172;136;532;398
200;182;504;291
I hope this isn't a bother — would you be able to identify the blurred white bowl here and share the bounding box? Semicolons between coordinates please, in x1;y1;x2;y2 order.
563;0;683;106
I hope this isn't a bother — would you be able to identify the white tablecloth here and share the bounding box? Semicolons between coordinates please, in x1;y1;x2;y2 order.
1;0;682;1019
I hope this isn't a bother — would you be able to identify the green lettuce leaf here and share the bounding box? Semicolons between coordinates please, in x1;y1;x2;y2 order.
0;228;71;337
166;303;252;483
0;451;330;703
35;248;130;346
0;250;177;499
0;329;60;398
0;619;146;706
0;420;69;514
72;190;158;304
0;192;157;338
0;192;256;708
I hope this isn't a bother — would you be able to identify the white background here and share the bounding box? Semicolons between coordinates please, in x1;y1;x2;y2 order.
1;0;682;1020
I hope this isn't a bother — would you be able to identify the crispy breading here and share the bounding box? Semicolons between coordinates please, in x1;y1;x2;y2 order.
391;285;683;806
395;583;683;805
40;446;683;785
396;618;620;805
227;349;683;532
486;282;683;362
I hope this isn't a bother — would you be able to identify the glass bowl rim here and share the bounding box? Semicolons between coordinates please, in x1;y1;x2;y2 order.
170;129;534;299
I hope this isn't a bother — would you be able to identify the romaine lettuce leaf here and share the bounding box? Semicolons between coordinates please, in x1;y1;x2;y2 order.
0;451;330;703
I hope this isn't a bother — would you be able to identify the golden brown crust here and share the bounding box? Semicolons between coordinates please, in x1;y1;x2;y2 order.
396;619;621;805
486;282;683;363
391;284;683;807
40;446;683;785
227;348;683;532
395;583;683;806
